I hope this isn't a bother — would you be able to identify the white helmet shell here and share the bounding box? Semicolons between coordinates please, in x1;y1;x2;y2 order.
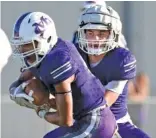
10;12;58;69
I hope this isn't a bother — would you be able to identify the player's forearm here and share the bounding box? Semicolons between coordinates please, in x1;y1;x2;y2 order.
104;90;119;107
52;75;74;126
55;94;73;127
44;111;61;126
19;70;34;81
48;98;57;110
46;95;73;126
10;72;32;89
10;71;34;91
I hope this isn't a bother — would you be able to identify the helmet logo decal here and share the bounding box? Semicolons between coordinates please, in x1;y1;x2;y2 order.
32;16;51;34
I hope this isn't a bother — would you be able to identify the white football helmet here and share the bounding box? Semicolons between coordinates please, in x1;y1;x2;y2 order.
82;0;107;10
78;5;122;55
10;12;58;69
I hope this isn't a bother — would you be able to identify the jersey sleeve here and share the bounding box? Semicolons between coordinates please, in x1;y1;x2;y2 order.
105;80;128;94
119;51;137;80
47;50;77;85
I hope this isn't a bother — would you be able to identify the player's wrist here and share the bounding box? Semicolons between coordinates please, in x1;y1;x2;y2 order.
38;110;48;119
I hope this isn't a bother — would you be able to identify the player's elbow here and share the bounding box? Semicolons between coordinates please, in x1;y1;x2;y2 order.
104;90;119;107
61;121;73;127
59;116;73;127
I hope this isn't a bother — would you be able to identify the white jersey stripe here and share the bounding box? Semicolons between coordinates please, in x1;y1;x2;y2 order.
124;60;136;67
124;65;136;72
53;66;72;79
50;61;70;75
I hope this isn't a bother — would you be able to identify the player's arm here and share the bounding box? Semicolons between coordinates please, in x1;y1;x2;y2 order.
19;69;34;81
48;94;57;110
9;69;36;109
10;69;34;89
44;75;75;126
37;50;76;126
104;80;128;106
104;51;136;106
9;69;34;94
9;69;34;97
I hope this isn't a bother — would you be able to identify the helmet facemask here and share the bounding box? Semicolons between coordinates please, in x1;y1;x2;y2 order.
78;24;119;55
78;5;122;55
12;39;48;69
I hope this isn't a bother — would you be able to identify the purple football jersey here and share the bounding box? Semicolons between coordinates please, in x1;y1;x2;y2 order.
74;43;150;137
75;43;136;120
29;38;106;119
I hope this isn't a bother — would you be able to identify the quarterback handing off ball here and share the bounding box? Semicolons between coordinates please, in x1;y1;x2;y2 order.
23;77;50;106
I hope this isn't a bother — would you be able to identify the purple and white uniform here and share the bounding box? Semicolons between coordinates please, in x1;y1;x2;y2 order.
75;43;150;138
29;38;116;138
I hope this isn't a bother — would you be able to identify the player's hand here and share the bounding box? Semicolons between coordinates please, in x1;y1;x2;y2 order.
48;97;57;110
10;82;38;110
35;106;49;118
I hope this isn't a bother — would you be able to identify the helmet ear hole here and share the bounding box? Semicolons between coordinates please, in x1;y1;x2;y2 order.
115;34;119;42
47;36;51;43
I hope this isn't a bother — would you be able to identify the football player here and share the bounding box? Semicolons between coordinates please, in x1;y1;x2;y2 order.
9;12;116;138
75;5;150;138
73;1;150;103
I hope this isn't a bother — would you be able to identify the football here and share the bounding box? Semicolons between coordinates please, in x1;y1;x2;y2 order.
24;78;50;106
